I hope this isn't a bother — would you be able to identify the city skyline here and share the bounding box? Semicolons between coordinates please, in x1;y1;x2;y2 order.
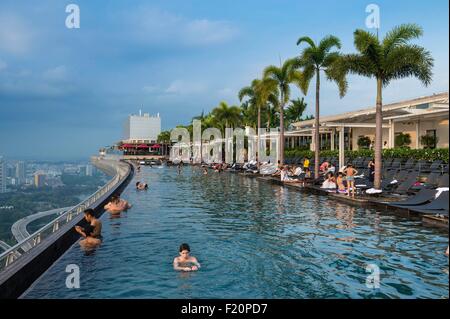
0;0;449;160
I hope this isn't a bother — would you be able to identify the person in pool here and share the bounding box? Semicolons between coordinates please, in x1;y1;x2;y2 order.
104;195;132;214
173;243;201;272
75;209;102;248
136;181;148;190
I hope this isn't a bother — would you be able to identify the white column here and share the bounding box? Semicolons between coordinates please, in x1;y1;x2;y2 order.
339;127;345;170
331;129;335;151
389;120;395;148
415;120;420;149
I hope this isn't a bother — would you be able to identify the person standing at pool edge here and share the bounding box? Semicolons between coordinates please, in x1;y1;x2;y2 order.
173;243;201;272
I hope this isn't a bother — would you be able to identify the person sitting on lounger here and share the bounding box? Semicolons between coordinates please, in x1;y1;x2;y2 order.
281;166;301;183
173;243;201;272
343;164;358;198
272;161;283;177
75;209;102;248
321;172;337;190
319;161;330;174
336;172;346;193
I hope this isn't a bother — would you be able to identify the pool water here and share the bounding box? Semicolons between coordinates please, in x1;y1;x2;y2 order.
23;166;449;299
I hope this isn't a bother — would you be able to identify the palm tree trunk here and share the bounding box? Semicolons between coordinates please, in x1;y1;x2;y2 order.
279;93;285;165
314;69;320;180
257;105;261;168
374;78;383;189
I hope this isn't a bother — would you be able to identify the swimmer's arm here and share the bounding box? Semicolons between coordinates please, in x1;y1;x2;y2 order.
192;257;201;268
75;226;87;238
173;258;190;272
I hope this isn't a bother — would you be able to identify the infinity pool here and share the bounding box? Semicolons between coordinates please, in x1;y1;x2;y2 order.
23;166;449;299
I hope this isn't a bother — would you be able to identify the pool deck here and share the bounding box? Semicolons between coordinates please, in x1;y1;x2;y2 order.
233;171;449;230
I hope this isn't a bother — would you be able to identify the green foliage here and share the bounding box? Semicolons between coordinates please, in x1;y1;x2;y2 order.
395;133;412;148
357;136;372;149
285;148;449;163
420;134;439;149
157;131;171;143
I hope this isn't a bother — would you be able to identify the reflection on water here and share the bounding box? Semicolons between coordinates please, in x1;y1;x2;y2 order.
23;166;449;299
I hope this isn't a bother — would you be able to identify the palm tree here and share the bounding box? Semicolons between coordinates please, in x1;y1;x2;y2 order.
211;101;242;133
286;97;308;126
340;24;433;189
296;35;347;179
239;79;278;165
263;59;305;164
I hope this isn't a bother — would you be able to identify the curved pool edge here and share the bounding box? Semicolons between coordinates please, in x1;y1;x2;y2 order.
0;159;134;299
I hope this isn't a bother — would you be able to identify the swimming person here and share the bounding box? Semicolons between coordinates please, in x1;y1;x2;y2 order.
74;209;102;248
343;164;358;198
136;182;148;190
173;243;201;272
104;195;132;214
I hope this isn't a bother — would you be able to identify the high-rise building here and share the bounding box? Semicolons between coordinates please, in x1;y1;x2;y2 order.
16;161;26;185
34;171;46;188
123;111;161;144
0;156;6;193
86;164;93;176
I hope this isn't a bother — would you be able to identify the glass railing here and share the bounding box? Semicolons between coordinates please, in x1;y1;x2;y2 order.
0;157;131;273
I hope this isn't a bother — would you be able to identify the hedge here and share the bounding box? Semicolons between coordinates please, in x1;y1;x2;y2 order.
285;148;449;163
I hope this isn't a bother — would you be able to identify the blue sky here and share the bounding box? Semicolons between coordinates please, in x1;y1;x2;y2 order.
0;0;448;160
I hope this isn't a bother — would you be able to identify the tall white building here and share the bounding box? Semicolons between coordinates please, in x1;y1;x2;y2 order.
0;156;6;193
123;111;161;144
86;164;93;176
16;161;26;185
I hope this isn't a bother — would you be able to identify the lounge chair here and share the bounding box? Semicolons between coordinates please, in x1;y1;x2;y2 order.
409;191;449;213
437;174;449;188
403;158;416;170
392;174;419;194
386;188;438;207
429;160;443;172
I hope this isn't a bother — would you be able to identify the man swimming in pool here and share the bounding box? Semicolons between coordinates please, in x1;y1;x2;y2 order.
75;209;102;248
104;195;132;214
173;243;201;272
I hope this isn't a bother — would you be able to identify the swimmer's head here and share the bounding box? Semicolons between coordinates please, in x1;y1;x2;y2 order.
111;195;120;203
84;208;95;221
136;182;140;187
179;243;191;258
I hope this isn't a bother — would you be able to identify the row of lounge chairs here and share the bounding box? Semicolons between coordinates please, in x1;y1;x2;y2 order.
285;157;448;174
385;189;449;217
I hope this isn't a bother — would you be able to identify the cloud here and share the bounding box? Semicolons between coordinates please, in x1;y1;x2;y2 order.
127;7;239;47
43;65;68;82
165;80;206;95
0;13;32;54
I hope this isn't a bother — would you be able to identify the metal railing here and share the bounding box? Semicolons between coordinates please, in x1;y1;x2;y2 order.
0;157;131;273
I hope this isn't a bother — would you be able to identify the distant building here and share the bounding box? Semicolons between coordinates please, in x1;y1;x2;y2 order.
86;164;93;176
123;111;161;144
16;161;26;185
34;171;46;188
0;156;6;193
120;111;163;157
